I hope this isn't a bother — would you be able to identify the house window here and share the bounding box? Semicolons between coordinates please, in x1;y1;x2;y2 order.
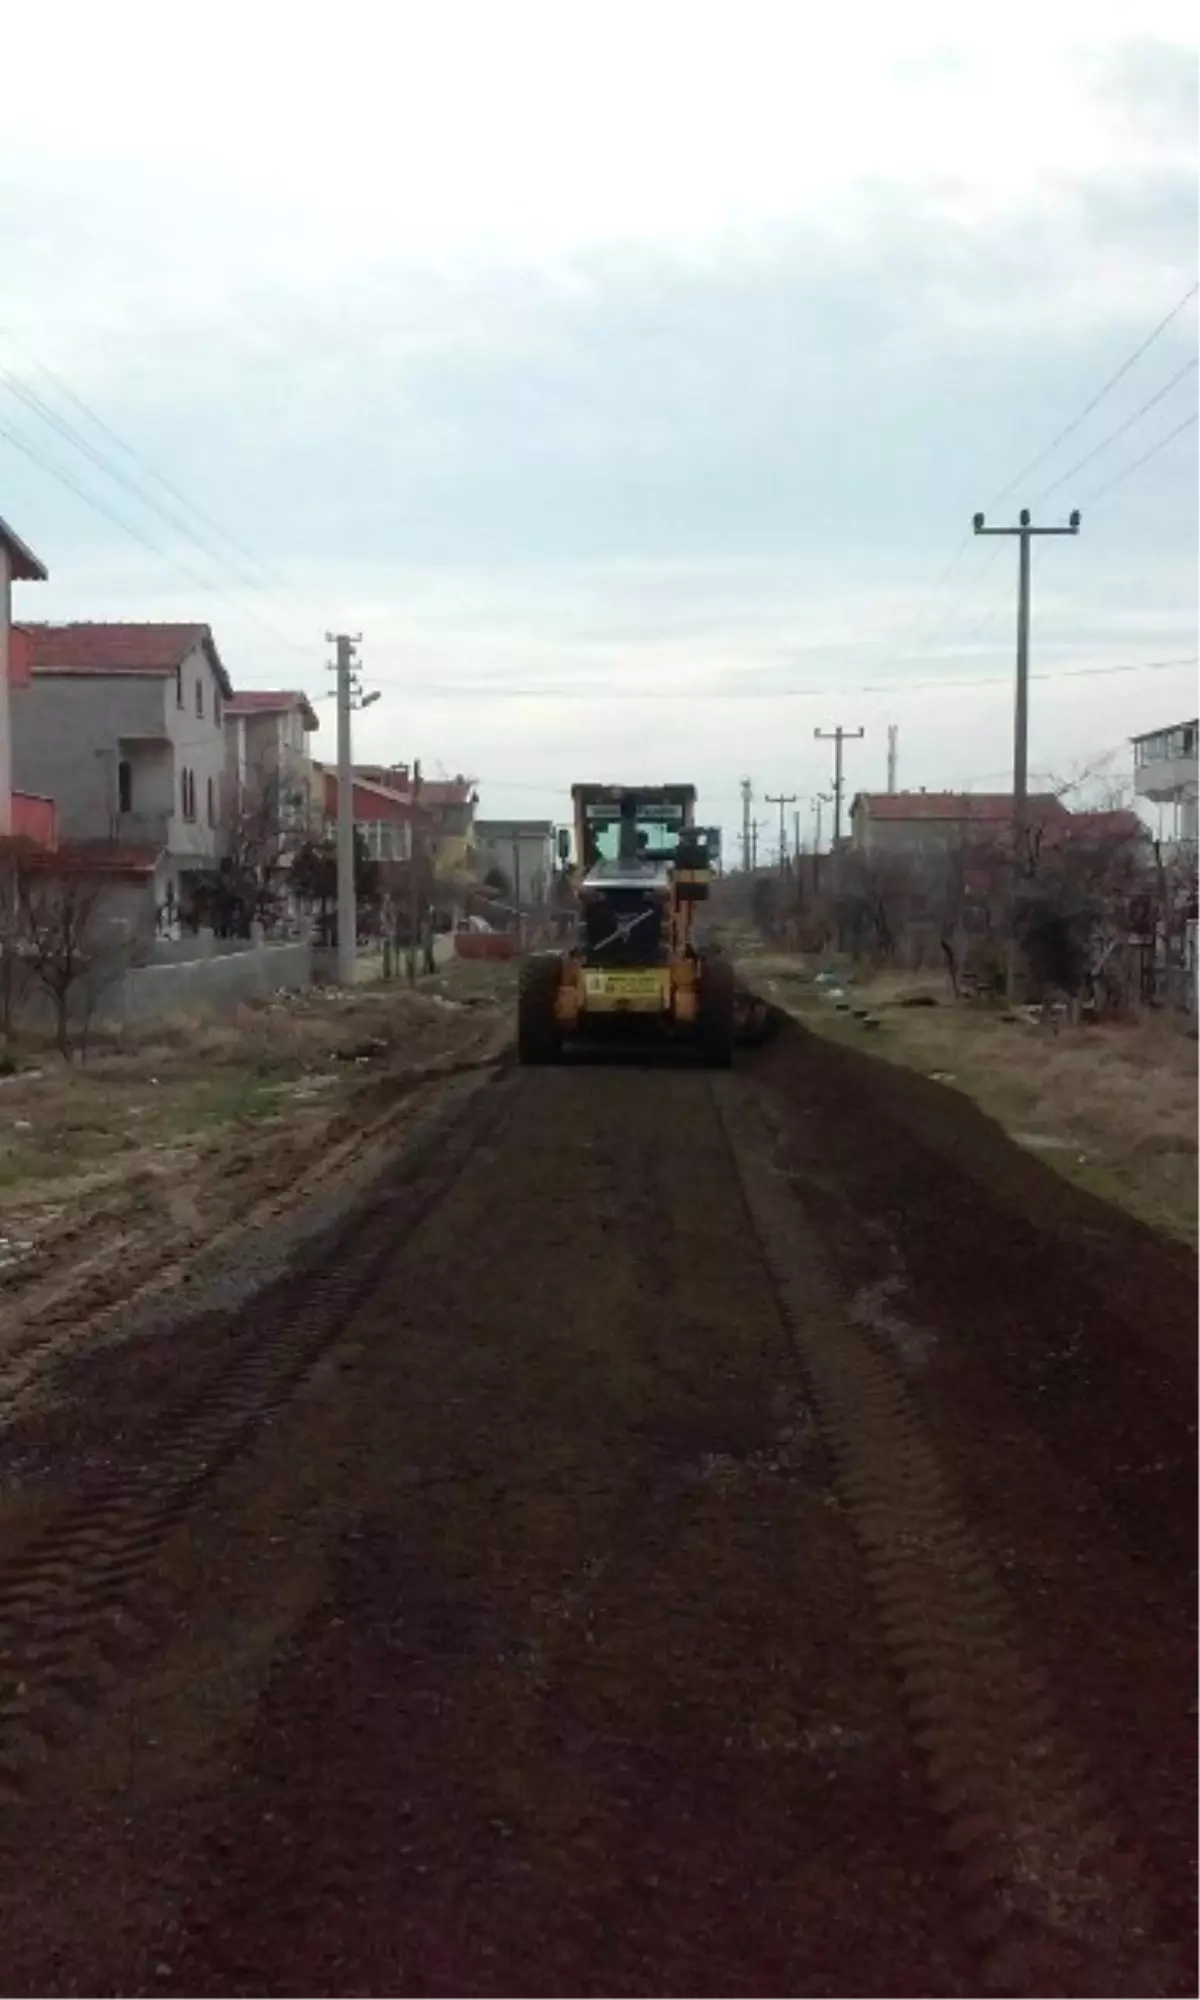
195;679;204;719
118;759;133;814
176;667;183;709
181;768;196;822
214;692;222;728
207;775;215;827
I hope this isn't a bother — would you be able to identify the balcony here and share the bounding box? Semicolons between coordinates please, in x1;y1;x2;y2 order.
114;809;172;849
10;792;57;848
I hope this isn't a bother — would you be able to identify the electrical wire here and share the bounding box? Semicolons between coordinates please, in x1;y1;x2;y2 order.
0;416;313;657
0;317;315;611
1036;359;1198;503
986;279;1199;509
1078;411;1198;509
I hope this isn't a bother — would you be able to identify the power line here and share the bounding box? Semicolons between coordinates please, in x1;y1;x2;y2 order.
0;416;313;657
987;279;1199;509
1036;359;1198;502
1078;411;1198;509
0;318;315;611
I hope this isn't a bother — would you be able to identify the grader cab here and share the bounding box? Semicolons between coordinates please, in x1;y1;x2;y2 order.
517;783;744;1065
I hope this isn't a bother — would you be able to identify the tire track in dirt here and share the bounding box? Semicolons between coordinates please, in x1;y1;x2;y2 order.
714;1075;1172;1998
0;1066;515;1799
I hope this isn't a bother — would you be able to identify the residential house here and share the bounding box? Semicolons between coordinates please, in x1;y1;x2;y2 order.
354;766;478;883
474;819;555;905
1132;719;1198;850
315;765;421;865
850;790;1069;858
224;689;320;834
0;515;55;848
10;622;234;930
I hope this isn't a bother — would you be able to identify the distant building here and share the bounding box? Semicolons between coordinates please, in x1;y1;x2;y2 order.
474;819;555;904
850;790;1068;858
1132;719;1197;849
354;765;479;882
0;515;55;848
223;689;320;852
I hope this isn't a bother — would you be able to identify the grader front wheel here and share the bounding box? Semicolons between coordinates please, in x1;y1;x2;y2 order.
697;958;735;1068
517;954;564;1065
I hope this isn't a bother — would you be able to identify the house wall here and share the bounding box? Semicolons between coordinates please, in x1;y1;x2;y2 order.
474;823;554;902
164;642;227;866
11;673;169;840
0;546;12;835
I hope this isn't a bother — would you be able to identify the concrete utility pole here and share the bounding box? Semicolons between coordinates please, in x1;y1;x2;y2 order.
407;758;423;983
887;724;899;795
814;726;864;849
973;507;1081;993
973;507;1081;876
765;792;798;874
327;632;378;987
740;778;754;874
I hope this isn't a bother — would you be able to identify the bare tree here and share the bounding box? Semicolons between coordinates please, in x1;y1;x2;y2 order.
202;761;315;938
16;865;131;1058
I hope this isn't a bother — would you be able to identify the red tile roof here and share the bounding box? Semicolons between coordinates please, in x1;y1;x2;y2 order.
1055;809;1148;842
225;689;319;729
17;622;233;696
0;515;48;582
22;838;164;878
854;791;1068;823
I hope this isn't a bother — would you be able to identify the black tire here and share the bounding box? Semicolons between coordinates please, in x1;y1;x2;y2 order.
697;956;735;1068
518;953;563;1064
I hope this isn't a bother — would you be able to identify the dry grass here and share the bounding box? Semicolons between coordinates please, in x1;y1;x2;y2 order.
747;955;1198;1246
0;957;515;1257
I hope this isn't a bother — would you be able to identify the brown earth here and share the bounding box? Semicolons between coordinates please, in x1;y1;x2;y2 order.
0;1014;1192;1997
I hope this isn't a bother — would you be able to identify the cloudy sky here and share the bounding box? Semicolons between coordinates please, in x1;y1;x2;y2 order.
2;0;1196;850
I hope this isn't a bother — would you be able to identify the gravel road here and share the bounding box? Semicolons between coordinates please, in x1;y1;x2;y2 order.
0;1018;1192;1997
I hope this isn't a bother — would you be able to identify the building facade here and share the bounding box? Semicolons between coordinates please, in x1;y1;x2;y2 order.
10;622;233;919
850;790;1069;858
224;689;319;834
474;819;555;904
1132;719;1198;850
0;515;54;847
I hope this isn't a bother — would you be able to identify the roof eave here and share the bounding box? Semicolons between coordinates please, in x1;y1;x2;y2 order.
0;515;49;583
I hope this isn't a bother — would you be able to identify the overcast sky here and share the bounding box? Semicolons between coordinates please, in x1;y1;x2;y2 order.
2;0;1196;849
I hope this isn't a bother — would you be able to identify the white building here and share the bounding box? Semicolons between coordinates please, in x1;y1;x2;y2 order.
1132;719;1198;850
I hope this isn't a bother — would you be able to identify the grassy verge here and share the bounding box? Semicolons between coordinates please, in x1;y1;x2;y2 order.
0;958;514;1225
741;949;1198;1247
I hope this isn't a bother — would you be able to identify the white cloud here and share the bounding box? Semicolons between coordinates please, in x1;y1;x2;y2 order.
0;7;1195;852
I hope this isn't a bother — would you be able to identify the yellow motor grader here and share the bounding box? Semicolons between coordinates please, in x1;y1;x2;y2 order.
517;783;760;1065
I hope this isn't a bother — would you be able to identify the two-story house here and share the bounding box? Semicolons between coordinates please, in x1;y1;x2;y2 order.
10;622;233;927
0;515;55;848
224;689;319;834
1132;719;1198;851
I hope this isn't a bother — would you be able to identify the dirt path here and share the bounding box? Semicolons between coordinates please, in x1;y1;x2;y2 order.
0;1023;1192;1996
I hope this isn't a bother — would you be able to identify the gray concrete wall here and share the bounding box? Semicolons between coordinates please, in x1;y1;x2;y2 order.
11;673;168;840
96;941;312;1025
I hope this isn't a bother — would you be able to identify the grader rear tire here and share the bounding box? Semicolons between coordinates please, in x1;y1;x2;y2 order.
697;957;735;1068
517;954;564;1065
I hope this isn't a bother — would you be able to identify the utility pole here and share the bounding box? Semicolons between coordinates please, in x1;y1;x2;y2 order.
750;818;761;872
812;791;833;895
510;825;523;949
407;757;423;983
887;725;899;795
740;778;753;874
765;792;798;875
327;632;378;987
814;726;864;849
973;506;1081;993
792;808;801;864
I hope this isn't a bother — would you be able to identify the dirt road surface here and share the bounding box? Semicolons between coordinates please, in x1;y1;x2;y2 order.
0;1013;1193;1996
